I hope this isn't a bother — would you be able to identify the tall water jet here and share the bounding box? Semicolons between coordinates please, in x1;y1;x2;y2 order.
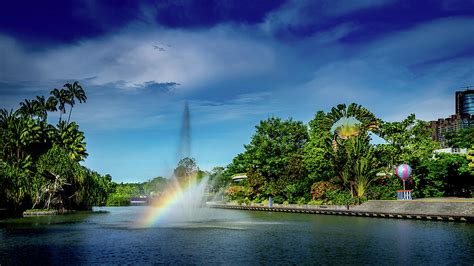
139;101;211;227
178;101;191;160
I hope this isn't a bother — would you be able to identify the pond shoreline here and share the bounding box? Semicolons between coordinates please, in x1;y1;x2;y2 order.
22;208;91;217
208;200;474;223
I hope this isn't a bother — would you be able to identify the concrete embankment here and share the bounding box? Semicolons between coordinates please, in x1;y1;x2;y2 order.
208;200;474;223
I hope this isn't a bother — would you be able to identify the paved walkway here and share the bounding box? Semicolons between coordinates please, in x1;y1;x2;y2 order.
209;199;474;223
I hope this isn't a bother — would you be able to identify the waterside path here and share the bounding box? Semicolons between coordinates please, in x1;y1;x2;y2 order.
208;199;474;223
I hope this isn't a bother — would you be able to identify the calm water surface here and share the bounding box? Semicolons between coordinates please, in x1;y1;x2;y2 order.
0;206;473;265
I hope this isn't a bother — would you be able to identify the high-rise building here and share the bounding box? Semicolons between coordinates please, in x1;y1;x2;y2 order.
431;88;474;147
455;89;474;116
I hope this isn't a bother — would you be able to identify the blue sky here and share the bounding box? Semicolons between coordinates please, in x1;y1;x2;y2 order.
1;0;473;182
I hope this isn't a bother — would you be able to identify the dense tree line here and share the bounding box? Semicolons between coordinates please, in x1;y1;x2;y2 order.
0;82;112;216
106;176;168;206
219;103;473;205
107;157;208;206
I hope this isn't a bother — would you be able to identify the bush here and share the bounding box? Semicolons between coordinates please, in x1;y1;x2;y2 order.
366;174;400;200
311;181;337;200
308;200;324;205
296;197;306;205
225;185;249;201
325;190;355;205
237;197;251;205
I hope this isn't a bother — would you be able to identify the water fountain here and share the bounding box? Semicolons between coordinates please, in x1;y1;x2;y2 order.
138;102;223;227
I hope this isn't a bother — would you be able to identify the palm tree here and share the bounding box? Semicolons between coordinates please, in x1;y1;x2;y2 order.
63;81;87;123
32;96;48;121
0;108;41;162
50;88;70;123
55;121;88;161
348;137;379;200
326;103;378;138
324;104;380;201
46;96;58;113
19;99;35;118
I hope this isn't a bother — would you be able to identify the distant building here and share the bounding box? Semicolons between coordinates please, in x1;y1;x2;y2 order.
431;89;474;147
231;174;247;182
434;148;468;155
456;89;474;116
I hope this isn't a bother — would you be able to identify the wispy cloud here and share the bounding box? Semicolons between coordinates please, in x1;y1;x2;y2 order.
1;2;473;181
261;0;393;38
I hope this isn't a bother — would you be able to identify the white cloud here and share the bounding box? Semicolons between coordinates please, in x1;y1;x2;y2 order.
4;25;276;92
1;13;473;134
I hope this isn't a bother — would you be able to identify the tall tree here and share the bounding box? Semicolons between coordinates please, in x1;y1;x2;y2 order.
304;111;334;181
376;114;439;170
19;99;35;118
174;157;198;178
64;81;87;123
50;88;70;123
243;117;308;200
46;96;58;113
32;96;48;121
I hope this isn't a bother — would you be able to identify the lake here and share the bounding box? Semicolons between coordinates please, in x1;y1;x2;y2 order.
1;206;473;265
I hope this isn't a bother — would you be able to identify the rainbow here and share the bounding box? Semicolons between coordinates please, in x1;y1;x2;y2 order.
137;175;201;227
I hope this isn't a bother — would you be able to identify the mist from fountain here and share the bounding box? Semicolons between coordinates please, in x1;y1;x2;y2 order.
138;101;232;227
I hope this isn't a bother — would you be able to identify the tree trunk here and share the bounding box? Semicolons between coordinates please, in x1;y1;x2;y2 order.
67;106;73;124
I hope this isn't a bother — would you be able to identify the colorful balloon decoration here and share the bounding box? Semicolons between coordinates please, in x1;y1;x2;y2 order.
395;164;412;181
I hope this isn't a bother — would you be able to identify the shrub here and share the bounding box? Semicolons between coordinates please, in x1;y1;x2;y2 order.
308;200;324;205
225;185;249;201
272;195;284;204
325;190;355;205
296;197;306;205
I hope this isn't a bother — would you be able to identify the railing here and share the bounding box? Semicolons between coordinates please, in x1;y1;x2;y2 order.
396;190;412;200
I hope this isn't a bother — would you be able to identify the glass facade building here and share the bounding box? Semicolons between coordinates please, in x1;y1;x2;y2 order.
456;89;474;116
432;89;474;147
462;92;474;116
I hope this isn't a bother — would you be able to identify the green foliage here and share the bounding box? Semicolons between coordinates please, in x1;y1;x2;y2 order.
241;117;309;201
106;177;169;206
63;81;87;123
224;185;250;201
308;200;324;205
143;176;168;196
208;167;231;193
54;121;88;161
0;160;32;211
413;153;472;198
107;183;142;206
444;128;474;148
304;111;334;181
0;82;112;215
34;146;110;210
325;190;356;205
223;103;471;205
366;174;400;200
376;114;439;168
468;145;474;175
311;181;338;200
174;157;198;177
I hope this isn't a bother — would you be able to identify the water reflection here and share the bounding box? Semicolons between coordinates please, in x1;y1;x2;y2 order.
1;207;473;264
